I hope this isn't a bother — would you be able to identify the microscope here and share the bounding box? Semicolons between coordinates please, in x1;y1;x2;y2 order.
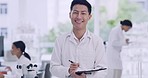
16;63;38;78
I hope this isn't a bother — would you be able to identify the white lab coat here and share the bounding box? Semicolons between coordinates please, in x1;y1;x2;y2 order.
106;26;127;69
6;55;32;78
50;30;107;78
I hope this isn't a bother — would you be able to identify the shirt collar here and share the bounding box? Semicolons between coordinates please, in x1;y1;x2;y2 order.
68;30;92;42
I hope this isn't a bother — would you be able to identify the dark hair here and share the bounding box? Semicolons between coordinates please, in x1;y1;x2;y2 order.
120;19;132;27
13;41;31;60
70;0;92;14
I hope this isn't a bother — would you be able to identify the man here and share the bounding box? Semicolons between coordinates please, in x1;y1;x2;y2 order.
106;19;132;78
50;0;107;78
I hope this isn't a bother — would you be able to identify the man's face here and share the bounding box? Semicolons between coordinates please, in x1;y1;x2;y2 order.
69;4;92;30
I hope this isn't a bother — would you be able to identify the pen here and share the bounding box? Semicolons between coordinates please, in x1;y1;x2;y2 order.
68;60;75;77
69;60;74;63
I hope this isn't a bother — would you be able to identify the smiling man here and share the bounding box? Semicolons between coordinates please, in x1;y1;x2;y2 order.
50;0;107;78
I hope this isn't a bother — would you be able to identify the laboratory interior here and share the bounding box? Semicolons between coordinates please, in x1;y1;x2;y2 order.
0;0;148;78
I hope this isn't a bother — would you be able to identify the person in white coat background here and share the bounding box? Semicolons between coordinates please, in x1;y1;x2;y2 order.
106;19;132;78
0;41;32;78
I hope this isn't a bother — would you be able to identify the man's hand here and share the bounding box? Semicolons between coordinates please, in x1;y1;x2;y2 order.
72;73;86;78
69;63;79;75
69;63;86;78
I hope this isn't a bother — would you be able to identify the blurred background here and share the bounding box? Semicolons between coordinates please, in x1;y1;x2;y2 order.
0;0;148;78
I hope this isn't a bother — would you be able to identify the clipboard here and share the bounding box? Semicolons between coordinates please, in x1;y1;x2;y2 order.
75;67;107;75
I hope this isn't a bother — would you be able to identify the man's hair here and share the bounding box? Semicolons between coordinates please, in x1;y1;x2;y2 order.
70;0;92;14
120;19;132;27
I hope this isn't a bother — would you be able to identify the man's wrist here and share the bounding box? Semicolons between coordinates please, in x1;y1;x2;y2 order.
66;67;71;77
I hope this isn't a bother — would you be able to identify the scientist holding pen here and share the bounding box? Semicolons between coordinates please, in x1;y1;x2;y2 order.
106;19;132;78
50;0;107;78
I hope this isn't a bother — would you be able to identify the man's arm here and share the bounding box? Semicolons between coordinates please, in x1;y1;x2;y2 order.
50;38;70;78
69;63;86;78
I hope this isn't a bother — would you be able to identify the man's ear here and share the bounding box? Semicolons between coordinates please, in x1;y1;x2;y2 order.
88;14;92;20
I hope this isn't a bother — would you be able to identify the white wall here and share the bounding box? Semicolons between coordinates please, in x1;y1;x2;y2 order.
0;0;19;50
0;0;49;63
26;0;48;35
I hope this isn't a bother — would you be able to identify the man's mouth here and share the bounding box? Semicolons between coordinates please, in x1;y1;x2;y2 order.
75;20;84;24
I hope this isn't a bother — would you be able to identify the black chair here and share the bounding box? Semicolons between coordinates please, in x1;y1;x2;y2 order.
44;63;51;78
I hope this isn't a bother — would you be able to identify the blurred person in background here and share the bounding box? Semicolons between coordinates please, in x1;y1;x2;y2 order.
0;41;31;78
106;19;132;78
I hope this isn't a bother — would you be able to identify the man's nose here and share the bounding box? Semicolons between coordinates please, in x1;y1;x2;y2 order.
77;13;82;19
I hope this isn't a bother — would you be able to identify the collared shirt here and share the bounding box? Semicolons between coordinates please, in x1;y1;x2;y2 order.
50;30;107;78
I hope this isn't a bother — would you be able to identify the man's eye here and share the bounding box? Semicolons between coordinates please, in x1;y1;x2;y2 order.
73;12;78;14
82;13;86;15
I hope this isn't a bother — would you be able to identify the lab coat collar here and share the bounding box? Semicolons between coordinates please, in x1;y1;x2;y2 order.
17;55;25;62
117;26;123;32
